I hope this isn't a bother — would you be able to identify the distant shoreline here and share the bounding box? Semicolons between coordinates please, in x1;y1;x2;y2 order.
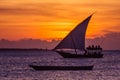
0;48;119;51
0;48;50;51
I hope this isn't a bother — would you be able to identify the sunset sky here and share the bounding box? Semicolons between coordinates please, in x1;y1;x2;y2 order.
0;0;120;40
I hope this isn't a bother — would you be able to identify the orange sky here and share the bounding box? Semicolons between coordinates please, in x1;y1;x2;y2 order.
0;0;120;40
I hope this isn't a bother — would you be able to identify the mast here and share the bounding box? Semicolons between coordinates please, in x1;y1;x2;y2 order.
71;35;77;54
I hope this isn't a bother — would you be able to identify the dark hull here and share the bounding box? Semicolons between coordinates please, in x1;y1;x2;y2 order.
57;51;103;58
29;65;93;70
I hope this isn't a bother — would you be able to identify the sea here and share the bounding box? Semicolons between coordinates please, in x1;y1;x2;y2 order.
0;50;120;80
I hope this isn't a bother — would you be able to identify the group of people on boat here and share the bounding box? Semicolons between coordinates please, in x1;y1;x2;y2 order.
86;45;102;50
85;45;103;56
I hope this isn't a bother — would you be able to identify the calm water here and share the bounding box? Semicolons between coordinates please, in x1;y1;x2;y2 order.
0;50;120;80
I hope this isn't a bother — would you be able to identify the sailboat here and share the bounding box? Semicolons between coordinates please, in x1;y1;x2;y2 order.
54;14;103;58
29;14;96;70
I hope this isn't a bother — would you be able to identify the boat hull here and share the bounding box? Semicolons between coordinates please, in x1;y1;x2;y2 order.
29;65;93;70
57;51;103;58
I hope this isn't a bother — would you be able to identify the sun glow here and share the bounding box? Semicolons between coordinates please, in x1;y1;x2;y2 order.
0;0;120;40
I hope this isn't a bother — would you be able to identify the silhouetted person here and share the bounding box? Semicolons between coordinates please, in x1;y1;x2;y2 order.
95;45;98;50
86;45;90;50
92;45;94;49
98;45;100;49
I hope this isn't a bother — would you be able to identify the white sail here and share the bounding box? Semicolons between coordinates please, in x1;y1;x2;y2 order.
54;14;93;51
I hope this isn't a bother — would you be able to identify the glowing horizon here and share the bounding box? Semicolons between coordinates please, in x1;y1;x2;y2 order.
0;0;120;40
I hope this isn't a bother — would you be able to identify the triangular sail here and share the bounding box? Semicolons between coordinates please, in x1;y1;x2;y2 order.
54;14;93;51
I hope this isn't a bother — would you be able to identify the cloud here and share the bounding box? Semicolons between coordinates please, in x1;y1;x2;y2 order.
0;1;119;20
0;32;120;50
0;20;7;23
0;38;60;49
0;3;76;20
0;7;55;16
51;28;71;32
86;32;120;50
